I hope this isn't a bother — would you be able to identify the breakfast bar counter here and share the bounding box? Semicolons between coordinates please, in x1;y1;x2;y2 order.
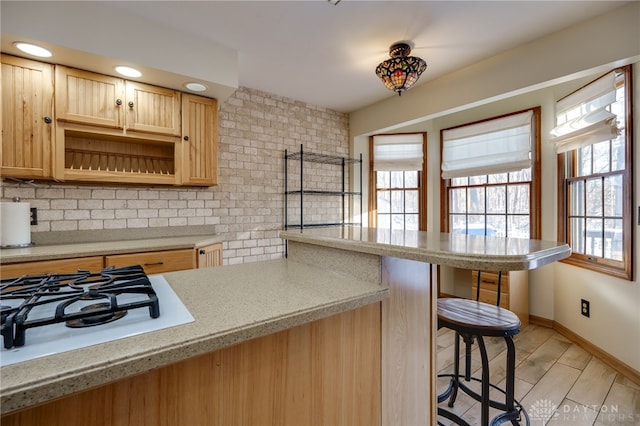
280;226;571;271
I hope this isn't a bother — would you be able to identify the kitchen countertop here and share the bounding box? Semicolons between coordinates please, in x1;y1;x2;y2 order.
1;226;571;415
280;226;571;271
0;258;388;415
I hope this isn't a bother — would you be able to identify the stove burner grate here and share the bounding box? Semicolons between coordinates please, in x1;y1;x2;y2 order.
0;265;160;349
65;303;128;328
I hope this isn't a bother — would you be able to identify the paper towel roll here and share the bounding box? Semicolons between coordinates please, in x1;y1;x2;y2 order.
0;201;31;247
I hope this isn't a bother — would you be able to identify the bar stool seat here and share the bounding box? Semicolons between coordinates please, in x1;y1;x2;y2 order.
438;298;520;336
437;298;529;426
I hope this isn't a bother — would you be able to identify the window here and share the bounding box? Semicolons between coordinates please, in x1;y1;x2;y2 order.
441;108;541;239
556;66;633;280
369;133;427;231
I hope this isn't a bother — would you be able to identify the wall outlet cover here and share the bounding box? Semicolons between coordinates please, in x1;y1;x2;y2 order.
581;299;590;317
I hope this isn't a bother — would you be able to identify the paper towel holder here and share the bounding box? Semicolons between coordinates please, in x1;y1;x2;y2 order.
1;198;34;248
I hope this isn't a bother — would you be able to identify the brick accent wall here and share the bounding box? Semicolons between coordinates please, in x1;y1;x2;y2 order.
0;87;350;265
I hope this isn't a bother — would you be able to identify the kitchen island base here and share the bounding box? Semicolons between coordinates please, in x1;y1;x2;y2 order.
1;303;381;426
287;240;438;425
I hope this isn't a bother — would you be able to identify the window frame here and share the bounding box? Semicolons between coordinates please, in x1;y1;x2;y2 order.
556;65;633;280
440;107;542;239
369;132;428;231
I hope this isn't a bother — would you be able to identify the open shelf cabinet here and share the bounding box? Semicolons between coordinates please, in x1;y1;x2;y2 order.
284;144;362;230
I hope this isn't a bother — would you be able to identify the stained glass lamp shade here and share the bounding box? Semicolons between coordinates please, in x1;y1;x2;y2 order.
375;43;427;96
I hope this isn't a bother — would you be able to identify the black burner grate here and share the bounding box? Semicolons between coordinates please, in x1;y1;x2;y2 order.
0;265;160;349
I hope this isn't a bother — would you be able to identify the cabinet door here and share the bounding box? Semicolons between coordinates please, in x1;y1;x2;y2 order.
125;81;181;136
180;94;218;186
197;242;223;268
105;249;195;274
0;257;104;278
1;55;54;179
55;66;124;129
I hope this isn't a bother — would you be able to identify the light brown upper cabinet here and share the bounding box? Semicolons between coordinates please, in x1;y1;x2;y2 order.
125;81;181;136
1;54;54;179
55;66;181;137
180;94;218;186
2;60;217;186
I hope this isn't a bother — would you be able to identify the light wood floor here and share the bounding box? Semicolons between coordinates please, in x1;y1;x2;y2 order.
436;324;640;425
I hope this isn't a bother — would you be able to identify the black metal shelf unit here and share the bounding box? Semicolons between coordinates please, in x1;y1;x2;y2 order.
284;144;362;230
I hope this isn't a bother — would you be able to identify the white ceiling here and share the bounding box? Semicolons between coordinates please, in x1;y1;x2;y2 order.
1;1;632;113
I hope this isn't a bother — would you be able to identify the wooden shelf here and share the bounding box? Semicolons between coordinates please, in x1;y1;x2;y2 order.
56;126;178;185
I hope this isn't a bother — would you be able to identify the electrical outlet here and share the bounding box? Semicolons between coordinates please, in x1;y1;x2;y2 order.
30;207;38;226
581;299;590;317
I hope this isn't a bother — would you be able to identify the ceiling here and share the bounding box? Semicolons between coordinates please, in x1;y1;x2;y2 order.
1;1;632;113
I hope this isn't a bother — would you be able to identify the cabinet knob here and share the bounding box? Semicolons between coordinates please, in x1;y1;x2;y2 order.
116;99;122;106
128;101;134;108
43;116;52;124
184;136;189;141
199;249;205;255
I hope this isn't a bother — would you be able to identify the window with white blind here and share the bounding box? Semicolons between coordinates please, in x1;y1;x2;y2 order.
441;108;541;239
369;133;427;231
556;66;632;280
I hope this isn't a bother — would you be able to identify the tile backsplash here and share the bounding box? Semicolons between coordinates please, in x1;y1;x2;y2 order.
0;87;350;265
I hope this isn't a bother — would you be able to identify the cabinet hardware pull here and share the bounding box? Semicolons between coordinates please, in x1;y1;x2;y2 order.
43;116;52;124
199;249;205;255
116;99;122;106
128;101;134;108
184;136;189;141
144;261;164;266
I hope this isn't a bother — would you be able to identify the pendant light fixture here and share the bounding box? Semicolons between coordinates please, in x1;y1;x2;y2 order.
375;42;427;96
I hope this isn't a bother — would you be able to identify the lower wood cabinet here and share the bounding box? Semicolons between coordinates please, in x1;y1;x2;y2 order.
0;244;223;279
0;256;104;278
0;303;381;426
471;270;529;327
105;249;195;274
196;242;223;268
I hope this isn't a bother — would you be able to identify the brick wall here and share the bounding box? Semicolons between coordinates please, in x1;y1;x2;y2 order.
0;87;350;265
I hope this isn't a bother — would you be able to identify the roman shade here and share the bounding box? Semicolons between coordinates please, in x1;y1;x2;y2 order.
550;71;620;153
373;134;424;171
441;110;533;179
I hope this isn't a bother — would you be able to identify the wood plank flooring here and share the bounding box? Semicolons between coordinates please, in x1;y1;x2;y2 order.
437;324;640;425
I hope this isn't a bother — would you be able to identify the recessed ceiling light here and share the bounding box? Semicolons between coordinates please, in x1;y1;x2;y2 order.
115;66;142;78
185;82;207;92
14;42;52;58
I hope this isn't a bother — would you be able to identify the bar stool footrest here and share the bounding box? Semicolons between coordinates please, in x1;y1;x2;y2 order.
437;373;530;425
438;407;473;426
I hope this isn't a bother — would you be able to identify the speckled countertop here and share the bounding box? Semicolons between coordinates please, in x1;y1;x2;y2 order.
0;259;388;415
0;225;223;264
0;226;570;414
280;227;571;271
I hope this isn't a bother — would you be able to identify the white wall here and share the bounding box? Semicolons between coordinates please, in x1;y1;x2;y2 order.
349;2;640;373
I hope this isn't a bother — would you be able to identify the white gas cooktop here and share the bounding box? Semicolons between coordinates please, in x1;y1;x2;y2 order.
0;275;194;366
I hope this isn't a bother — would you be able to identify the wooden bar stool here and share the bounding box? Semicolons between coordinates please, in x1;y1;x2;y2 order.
437;272;529;426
